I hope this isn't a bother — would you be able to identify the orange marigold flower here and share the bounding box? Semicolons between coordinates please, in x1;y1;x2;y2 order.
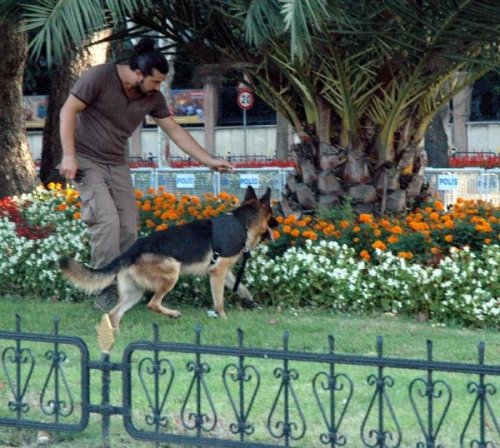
156;224;168;231
434;200;444;211
476;222;492;232
360;250;371;261
291;229;300;238
398;251;413;259
359;214;373;223
283;225;292;234
444;234;453;243
302;230;318;240
430;247;441;254
147;187;155;194
297;220;307;227
73;211;81;220
387;235;399;244
429;212;440;221
371;240;387;251
484;238;492;244
353;226;361;233
373;229;382;237
391;226;403;234
272;230;281;239
339;220;350;229
56;203;67;211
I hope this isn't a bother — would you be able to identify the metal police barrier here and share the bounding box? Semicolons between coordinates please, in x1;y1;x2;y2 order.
131;167;293;202
424;168;500;207
1;315;499;447
132;167;499;206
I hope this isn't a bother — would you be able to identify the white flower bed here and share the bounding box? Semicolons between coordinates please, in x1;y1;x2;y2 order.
0;189;498;327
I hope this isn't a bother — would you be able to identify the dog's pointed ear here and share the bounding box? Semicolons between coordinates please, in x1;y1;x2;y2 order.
260;187;271;206
244;185;257;202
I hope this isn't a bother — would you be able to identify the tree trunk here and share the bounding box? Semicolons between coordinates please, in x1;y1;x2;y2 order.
425;106;450;168
275;112;291;160
40;34;110;185
0;20;37;198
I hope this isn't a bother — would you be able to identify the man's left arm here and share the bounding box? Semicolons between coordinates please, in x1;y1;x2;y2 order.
154;116;233;172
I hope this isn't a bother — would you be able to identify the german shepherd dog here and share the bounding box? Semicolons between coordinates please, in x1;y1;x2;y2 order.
60;186;277;330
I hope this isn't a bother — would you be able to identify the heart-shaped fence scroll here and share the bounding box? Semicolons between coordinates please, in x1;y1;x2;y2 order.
360;374;401;448
409;377;452;447
313;371;353;446
40;349;74;418
138;356;175;429
267;367;306;442
222;363;261;436
460;381;500;447
180;361;217;432
2;346;35;414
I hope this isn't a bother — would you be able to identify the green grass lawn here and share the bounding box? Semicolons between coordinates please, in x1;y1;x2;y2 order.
0;295;499;447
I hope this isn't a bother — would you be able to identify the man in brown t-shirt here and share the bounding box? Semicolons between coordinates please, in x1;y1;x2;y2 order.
58;37;233;310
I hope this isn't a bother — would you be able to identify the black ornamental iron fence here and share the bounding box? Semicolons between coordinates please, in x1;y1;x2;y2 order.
0;314;499;447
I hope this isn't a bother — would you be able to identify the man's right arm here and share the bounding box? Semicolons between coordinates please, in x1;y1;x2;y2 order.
59;94;87;180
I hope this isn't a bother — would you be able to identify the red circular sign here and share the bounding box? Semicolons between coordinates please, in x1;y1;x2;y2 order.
237;89;254;110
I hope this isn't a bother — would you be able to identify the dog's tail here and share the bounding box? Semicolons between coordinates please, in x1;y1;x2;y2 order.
59;257;119;293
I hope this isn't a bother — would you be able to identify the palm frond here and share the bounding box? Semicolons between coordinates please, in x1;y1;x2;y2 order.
21;0;151;64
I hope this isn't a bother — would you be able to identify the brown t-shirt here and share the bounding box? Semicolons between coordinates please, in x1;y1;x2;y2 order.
70;63;169;164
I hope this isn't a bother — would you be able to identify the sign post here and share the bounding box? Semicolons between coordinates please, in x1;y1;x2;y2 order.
236;88;254;157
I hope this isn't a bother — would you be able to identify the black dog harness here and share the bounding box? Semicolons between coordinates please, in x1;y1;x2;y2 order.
210;214;250;291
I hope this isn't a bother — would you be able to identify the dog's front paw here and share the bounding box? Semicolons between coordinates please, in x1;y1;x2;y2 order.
167;310;181;319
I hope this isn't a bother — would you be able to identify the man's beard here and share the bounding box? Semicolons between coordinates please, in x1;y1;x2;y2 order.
134;79;154;96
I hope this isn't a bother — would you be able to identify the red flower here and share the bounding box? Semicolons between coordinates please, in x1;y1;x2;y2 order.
0;197;53;240
449;154;500;168
169;159;296;169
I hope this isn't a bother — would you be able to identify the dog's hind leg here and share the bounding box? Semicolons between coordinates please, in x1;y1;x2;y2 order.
108;270;145;330
224;271;258;309
144;259;182;319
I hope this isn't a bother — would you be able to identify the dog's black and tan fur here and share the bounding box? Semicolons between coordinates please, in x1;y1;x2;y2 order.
60;186;276;330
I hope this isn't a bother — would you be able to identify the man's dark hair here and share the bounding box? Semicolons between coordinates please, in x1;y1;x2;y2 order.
129;37;169;76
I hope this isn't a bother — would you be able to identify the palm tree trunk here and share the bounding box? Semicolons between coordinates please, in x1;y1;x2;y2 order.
425;106;450;168
0;19;37;198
